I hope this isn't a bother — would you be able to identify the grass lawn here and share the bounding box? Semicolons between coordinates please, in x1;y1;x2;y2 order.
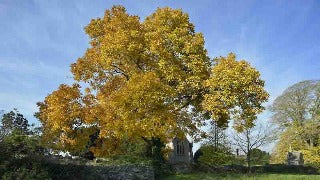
158;173;320;180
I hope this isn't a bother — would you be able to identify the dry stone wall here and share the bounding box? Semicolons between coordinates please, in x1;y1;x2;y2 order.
90;164;154;180
45;156;154;180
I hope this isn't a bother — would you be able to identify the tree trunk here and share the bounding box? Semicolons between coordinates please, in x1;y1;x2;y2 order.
214;121;218;149
141;137;154;157
141;137;165;161
246;130;252;173
247;151;251;173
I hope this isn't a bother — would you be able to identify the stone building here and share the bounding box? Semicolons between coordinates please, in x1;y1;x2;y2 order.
167;137;193;164
287;151;304;165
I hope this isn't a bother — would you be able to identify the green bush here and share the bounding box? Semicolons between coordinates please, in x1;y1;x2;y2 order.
250;148;270;166
197;145;235;166
229;156;246;166
0;134;51;179
2;166;51;180
42;162;96;180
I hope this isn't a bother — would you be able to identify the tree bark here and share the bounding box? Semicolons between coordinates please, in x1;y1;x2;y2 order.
246;130;252;173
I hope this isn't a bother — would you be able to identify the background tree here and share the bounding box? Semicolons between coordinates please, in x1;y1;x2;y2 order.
194;121;233;166
195;144;234;167
270;80;320;128
231;124;275;172
36;6;268;159
1;109;30;135
249;148;270;166
0;109;49;179
270;80;320;165
0;110;4;142
205;121;229;149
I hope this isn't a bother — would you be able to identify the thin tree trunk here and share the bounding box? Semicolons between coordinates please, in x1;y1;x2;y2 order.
246;130;252;173
215;122;218;149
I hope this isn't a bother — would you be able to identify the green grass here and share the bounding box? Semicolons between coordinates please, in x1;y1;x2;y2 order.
158;173;320;180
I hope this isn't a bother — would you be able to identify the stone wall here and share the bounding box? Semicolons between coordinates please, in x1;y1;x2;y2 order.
90;164;154;180
45;156;155;180
172;163;193;173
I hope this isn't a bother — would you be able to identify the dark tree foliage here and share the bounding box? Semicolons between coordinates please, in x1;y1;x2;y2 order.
195;144;234;166
249;148;270;165
0;109;50;179
1;109;31;135
194;148;203;163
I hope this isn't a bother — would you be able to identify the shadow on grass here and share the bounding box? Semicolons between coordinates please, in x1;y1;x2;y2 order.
157;164;320;180
193;164;319;175
158;173;320;180
252;164;319;174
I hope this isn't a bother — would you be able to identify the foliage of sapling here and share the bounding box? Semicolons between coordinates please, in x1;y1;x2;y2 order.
196;145;235;166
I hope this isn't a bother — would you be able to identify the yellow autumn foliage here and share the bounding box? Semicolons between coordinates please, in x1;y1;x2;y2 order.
203;53;269;131
36;6;268;156
270;124;320;166
302;146;320;167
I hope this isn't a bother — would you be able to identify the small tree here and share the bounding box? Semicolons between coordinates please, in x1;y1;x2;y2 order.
195;144;234;166
205;121;229;149
194;121;234;166
0;109;49;179
231;124;275;172
250;148;270;165
1;109;30;135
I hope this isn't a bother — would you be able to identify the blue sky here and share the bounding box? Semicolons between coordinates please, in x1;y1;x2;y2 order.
0;0;320;151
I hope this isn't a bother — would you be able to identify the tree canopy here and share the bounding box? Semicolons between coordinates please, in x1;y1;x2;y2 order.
270;80;320;128
203;54;268;131
36;5;268;157
1;109;31;135
270;80;320;166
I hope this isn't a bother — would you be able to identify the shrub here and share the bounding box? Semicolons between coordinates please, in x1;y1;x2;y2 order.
302;146;320;169
250;148;271;165
2;166;51;180
196;145;235;166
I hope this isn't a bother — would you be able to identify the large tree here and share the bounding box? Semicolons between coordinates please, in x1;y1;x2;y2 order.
270;80;320;164
270;80;320;128
36;6;268;157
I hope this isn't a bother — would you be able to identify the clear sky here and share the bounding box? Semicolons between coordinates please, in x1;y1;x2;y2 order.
0;0;319;151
